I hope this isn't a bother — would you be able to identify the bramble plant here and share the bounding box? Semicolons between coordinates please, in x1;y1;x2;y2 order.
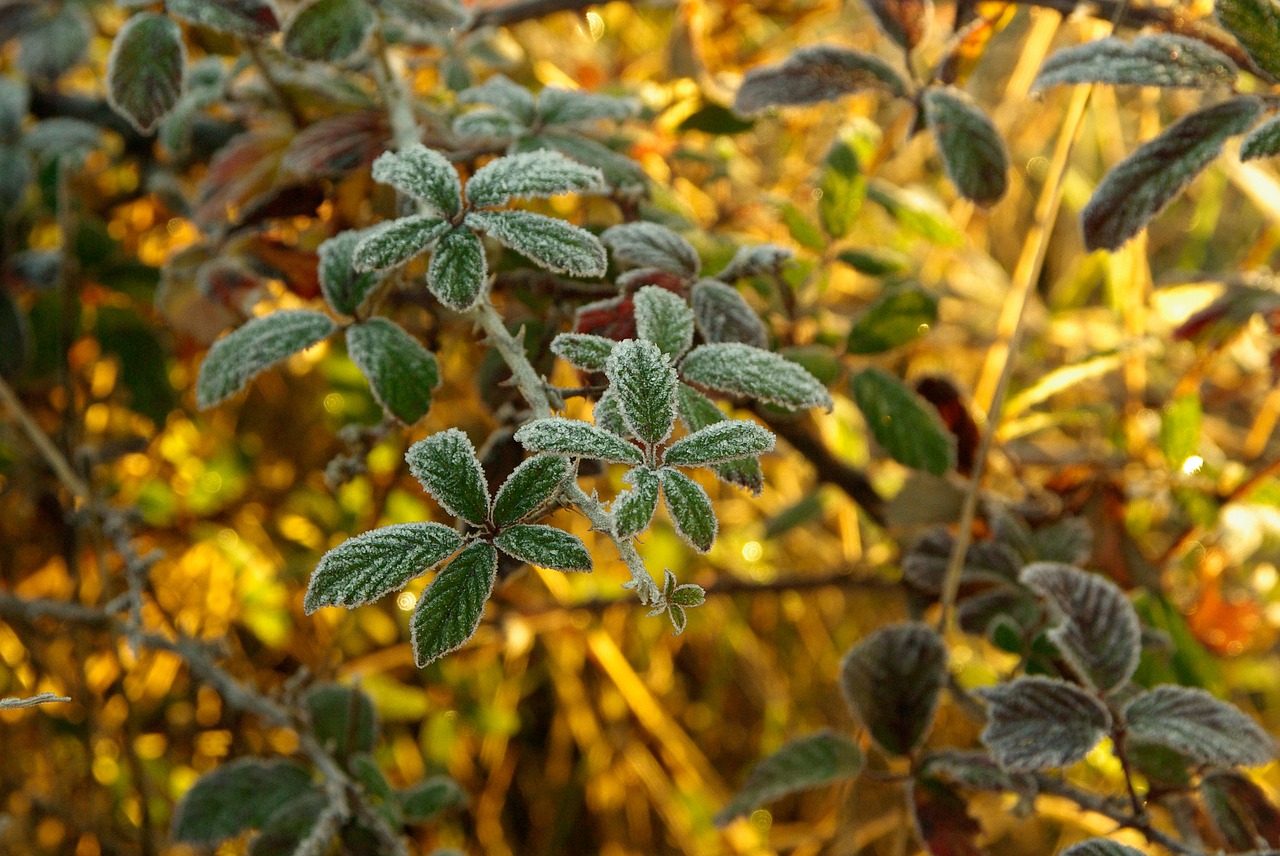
4;0;1280;853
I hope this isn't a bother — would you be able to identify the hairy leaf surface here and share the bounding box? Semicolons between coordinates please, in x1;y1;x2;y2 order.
345;318;440;424
674;383;764;494
538;87;639;125
304;522;462;612
1216;0;1280;80
634;285;695;358
715;731;863;825
107;13;185;134
663;420;775;468
682;343;833;411
734;45;909;114
465;150;604;207
978;677;1112;771
283;0;373;62
494;524;592;572
866;0;931;50
716;244;793;281
167;0;281;36
850;368;954;474
613;467;661;538
1034;34;1238;89
371;144;463;216
602;222;700;277
1124;685;1276;766
406;429;490;525
196;310;335;409
318;230;379;315
515;417;644;464
410;541;497;667
171;759;313;844
606;339;678;444
659;468;718;552
466;210;607;278
428;226;487;310
352;214;450;271
492;455;572;528
458;75;537;124
691;279;768;349
840;623;948;755
922;87;1008;205
1241;115;1280;160
551;332;616;371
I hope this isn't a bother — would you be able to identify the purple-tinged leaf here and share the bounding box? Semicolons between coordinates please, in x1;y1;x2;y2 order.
734;45;909;114
978;676;1111;771
840;622;948;755
167;0;282;37
1123;685;1276;767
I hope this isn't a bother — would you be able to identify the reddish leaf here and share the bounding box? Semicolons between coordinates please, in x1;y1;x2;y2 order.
236;182;327;230
1201;770;1280;851
244;235;322;299
915;376;978;474
574;295;636;341
196;257;264;304
1187;574;1262;656
910;777;983;856
194;129;291;228
283;111;390;177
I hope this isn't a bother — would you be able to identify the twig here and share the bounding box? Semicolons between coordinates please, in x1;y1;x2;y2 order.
0;374;92;502
0;692;72;710
1030;775;1202;856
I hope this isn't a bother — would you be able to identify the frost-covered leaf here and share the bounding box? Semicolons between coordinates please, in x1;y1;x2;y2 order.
167;0;281;36
318;230;379;315
107;13;186;134
171;758;313;845
284;0;374;63
410;541;497;667
453;108;527;140
1021;562;1141;693
467;210;606;278
691;279;768;349
674;383;764;494
1033;34;1238;89
613;466;660;538
850;368;955;474
398;776;468;823
902;527;1021;593
494;524;592;572
406;429;490;526
466;150;605;208
370;144;463;216
551;332;615;371
977;676;1112;771
1061;841;1149;856
524;132;649;191
492;455;572;528
538;87;639;125
634;285;695;358
18;6;89;81
515;417;643;464
1082;96;1261;252
682;343;832;411
847;288;937;353
922;87;1008;206
601;222;700;277
1216;0;1280;81
716;244;793;281
428;226;487;310
374;0;467;28
734;45;909;114
663;420;775;468
606;339;678;444
1124;685;1276;767
304;522;461;613
840;623;947;755
196;310;335;409
594;389;631;437
1241;115;1280;161
458;75;536;125
866;0;931;50
819;137;865;239
352;214;450;271
346;318;440;424
659;468;717;552
715;731;863;826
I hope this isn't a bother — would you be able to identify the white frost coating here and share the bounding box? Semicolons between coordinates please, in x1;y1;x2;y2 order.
452;108;527;140
1123;685;1277;767
303;522;463;612
351;214;449;271
514;417;644;464
592;389;631;438
370;143;463;215
318;230;376;315
466;210;606;278
345;318;439;424
106;12;186;134
717;243;793;282
634;285;695;358
550;332;616;371
605;339;678;445
410;541;497;667
466;150;605;208
612;466;660;539
457;74;536;123
663;419;775;468
494;524;592;572
491;455;572;528
537;87;640;126
427;227;487;310
680;342;833;412
405;428;491;525
658;467;718;553
690;278;768;349
601;222;700;277
196;310;335;409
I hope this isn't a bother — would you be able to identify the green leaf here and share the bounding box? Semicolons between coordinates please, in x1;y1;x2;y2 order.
1241;114;1280;161
318;230;379;316
850;368;954;474
551;332;616;371
677;101;756;134
18;7;89;81
370;144;463;216
690;279;768;349
166;0;282;36
410;541;498;667
171;758;314;844
716;244;793;281
494;524;592;572
674;383;764;495
1033;34;1238;90
840;623;948;755
465;150;605;208
977;676;1112;771
601;222;700;277
514;417;644;464
1216;0;1280;80
283;0;374;63
682;343;833;411
1082;96;1262;252
304;683;378;756
593;389;632;438
524;132;649;190
734;45;909;113
867;180;963;245
1021;562;1141;693
663;420;775;468
453;108;527;140
107;13;185;134
846;288;937;353
0;145;29;209
406;429;491;526
605;339;678;444
458;75;536;125
196;310;335;410
1124;685;1276;766
634;285;695;358
0;78;28;143
715;732;864;826
466;210;606;278
922;87;1008;206
836;247;912;276
819;137;865;239
352;214;450;271
0;286;29;379
492;455;572;528
246;789;326;856
374;0;468;26
537;87;639;125
1199;771;1280;850
779;201;826;252
345;318;440;424
613;466;661;538
1159;393;1201;468
428;226;487;310
304;522;462;613
398;776;467;823
659;468;717;552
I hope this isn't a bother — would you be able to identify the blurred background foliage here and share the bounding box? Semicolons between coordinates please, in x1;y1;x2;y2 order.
3;0;1280;854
